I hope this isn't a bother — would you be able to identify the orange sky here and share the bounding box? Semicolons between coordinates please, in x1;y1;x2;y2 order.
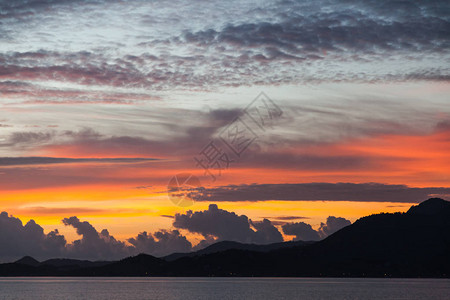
1;124;449;243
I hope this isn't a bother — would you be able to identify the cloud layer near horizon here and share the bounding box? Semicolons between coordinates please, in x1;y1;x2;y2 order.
281;216;351;241
187;183;450;203
173;204;284;246
0;204;351;262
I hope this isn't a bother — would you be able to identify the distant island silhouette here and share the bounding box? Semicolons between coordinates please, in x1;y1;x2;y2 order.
1;198;449;277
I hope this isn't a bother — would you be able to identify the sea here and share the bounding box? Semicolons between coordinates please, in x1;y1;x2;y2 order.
0;277;449;299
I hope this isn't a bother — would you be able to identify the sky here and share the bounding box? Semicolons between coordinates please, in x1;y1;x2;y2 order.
0;0;449;262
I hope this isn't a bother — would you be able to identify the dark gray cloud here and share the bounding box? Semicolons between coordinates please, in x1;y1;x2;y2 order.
183;12;449;55
8;131;55;145
282;222;321;241
282;215;351;241
318;216;351;238
0;0;92;15
0;212;194;261
250;218;284;244
160;215;174;219
14;207;146;216
435;120;450;132
0;212;66;262
265;216;309;226
173;204;283;244
62;216;131;260
239;151;375;171
62;217;193;260
0;157;159;167
266;216;309;221
61;216;194;260
0;207;284;261
188;183;450;203
402;71;450;82
0;206;369;261
127;230;192;257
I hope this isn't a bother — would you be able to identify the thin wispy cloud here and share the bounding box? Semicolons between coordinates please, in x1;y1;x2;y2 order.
187;183;450;203
0;157;159;166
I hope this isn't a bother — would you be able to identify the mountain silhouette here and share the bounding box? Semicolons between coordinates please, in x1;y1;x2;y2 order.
269;197;450;277
14;256;40;267
163;240;310;261
40;258;111;268
77;254;167;276
407;197;450;215
1;198;449;277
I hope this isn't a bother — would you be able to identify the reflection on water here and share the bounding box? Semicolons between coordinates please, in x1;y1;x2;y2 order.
0;277;449;300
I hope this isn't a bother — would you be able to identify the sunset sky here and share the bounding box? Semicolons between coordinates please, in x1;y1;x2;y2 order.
0;0;449;261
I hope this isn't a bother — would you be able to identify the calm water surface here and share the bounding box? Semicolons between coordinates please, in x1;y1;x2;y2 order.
0;277;449;300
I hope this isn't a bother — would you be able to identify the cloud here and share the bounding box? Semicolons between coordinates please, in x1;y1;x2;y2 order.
187;183;450;203
8;131;55;145
173;204;283;244
0;0;94;19
0;0;448;97
0;157;159;167
0;213;195;260
282;222;321;241
62;216;132;260
0;0;448;262
282;216;351;241
0;76;159;105
16;207;106;216
0;213;195;261
264;216;310;226
239;152;374;171
269;216;309;221
0;212;66;262
35;110;240;159
1;209;267;261
160;215;174;219
318;216;352;238
127;230;192;257
14;206;147;217
435;120;450;132
250;218;284;244
0;208;353;261
184;14;447;55
267;215;310;226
